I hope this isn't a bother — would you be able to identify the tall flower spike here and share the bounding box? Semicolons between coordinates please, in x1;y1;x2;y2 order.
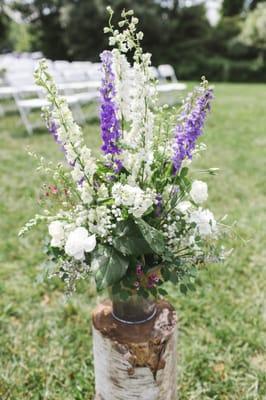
99;50;122;160
172;81;213;173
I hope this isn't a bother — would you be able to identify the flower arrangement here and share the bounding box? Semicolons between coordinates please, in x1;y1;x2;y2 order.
20;7;229;300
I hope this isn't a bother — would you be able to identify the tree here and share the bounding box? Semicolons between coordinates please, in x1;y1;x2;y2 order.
249;0;265;10
16;0;68;59
240;2;266;51
0;4;11;52
61;0;163;61
222;0;245;16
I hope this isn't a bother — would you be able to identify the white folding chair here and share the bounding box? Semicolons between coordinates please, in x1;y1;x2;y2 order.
6;71;83;134
157;64;187;95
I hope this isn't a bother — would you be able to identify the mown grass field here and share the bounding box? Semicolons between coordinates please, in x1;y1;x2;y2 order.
0;83;266;399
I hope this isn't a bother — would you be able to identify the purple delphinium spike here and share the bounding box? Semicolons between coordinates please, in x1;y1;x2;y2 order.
48;120;60;144
113;158;123;173
172;87;213;173
99;51;122;169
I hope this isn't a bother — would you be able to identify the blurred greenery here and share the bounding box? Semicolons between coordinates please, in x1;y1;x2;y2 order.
0;84;265;398
1;0;266;82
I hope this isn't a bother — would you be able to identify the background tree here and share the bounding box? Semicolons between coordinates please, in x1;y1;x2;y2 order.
222;0;245;16
5;0;266;82
249;0;265;10
60;0;163;61
15;0;68;59
0;4;11;52
240;2;266;52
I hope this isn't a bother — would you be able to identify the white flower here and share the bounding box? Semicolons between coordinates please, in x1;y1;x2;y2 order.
65;227;96;260
176;201;192;214
112;183;154;218
80;182;93;205
48;220;65;247
190;180;208;204
132;195;153;218
189;208;217;237
71;164;84;183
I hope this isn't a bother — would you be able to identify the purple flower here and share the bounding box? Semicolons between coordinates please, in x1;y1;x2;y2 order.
113;158;123;173
99;51;122;166
136;263;143;276
48;120;60;144
147;273;159;289
78;176;85;187
155;194;163;217
172;88;213;173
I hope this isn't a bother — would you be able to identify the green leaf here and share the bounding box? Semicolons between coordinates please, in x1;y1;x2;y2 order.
180;283;188;294
158;288;168;296
180;167;188;178
113;220;152;256
136;219;165;255
161;265;171;281
92;246;129;291
187;283;196;291
169;270;179;284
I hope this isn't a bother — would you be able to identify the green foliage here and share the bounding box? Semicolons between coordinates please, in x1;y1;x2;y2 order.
136;218;165;255
113;220;152;255
0;8;11;52
239;2;266;51
20;0;69;59
7;0;266;82
222;0;245;16
8;21;32;52
93;245;128;290
249;0;265;10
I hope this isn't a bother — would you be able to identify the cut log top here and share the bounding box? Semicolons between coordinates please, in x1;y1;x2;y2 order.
92;299;177;345
92;300;178;400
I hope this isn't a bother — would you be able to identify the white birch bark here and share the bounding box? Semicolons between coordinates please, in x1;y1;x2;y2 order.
92;300;178;400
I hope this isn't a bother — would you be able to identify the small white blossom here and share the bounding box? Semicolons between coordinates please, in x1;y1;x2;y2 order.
190;180;208;204
112;183;154;218
48;221;65;247
80;182;94;205
177;201;192;214
65;227;96;260
189;208;217;237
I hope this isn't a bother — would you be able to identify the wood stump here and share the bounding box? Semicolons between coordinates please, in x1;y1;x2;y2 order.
92;299;178;400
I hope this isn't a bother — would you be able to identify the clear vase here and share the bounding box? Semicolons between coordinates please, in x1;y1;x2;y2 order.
110;291;157;325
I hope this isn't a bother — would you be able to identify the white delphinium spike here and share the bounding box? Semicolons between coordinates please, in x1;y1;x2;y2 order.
34;60;97;189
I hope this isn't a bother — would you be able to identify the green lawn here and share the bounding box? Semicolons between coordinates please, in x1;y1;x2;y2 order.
0;83;266;399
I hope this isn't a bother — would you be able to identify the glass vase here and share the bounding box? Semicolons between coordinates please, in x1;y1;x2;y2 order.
110;291;157;325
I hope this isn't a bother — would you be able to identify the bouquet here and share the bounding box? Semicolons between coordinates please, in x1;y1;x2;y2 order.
20;7;228;300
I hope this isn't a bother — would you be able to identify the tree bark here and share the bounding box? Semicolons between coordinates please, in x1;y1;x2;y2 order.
92;299;178;400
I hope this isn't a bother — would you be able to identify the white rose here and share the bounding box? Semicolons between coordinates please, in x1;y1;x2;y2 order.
190;180;208;204
48;221;64;247
189;208;217;237
65;227;96;260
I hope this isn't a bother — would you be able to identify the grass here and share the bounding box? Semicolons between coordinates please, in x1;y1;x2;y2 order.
0;84;266;399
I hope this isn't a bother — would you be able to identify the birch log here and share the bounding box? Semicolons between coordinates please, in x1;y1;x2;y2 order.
92;299;178;400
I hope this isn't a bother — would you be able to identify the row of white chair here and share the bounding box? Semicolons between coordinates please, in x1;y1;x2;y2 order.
0;54;187;134
0;58;101;133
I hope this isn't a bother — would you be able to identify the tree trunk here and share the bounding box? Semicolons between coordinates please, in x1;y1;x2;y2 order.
92;299;178;400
